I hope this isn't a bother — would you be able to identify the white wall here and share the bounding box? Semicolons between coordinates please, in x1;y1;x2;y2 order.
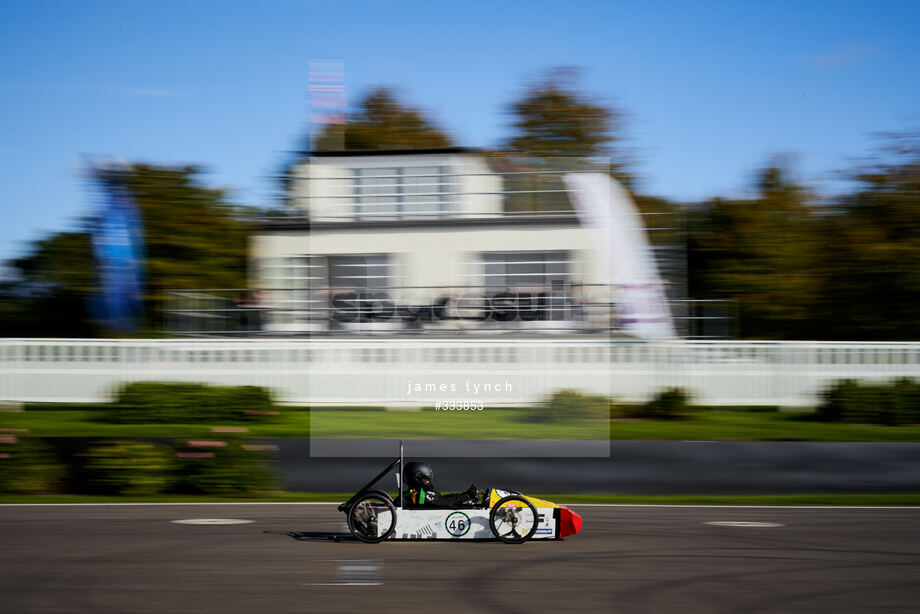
291;152;501;220
252;223;606;293
3;339;919;407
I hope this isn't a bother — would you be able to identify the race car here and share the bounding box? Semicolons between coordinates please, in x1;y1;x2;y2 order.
337;443;583;543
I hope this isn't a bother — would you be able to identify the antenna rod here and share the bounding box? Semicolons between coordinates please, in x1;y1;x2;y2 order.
399;440;404;509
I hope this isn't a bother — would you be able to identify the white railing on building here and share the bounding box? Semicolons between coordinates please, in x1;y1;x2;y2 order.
2;338;919;407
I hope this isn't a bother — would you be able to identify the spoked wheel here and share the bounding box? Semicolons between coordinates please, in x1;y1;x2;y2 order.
489;495;538;544
346;493;397;543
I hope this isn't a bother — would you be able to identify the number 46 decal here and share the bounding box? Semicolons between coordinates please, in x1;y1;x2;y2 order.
444;511;471;537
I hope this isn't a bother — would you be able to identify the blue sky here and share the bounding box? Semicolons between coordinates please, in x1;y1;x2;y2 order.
1;0;918;262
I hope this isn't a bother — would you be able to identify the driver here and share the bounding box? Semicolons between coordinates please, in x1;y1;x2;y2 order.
401;460;479;508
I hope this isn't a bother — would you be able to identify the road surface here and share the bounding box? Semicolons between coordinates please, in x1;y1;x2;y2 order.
277;439;920;493
2;503;920;613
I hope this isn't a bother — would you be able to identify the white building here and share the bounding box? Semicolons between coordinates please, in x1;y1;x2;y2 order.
233;147;690;337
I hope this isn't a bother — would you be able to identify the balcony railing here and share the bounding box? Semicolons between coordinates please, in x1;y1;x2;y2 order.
163;286;732;338
273;164;679;229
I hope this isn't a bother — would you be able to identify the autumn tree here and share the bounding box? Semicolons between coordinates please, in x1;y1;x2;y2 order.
816;133;920;339
687;163;825;339
504;68;628;179
312;87;453;151
496;67;633;216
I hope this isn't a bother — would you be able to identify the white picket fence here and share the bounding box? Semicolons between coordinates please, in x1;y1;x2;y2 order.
2;338;919;407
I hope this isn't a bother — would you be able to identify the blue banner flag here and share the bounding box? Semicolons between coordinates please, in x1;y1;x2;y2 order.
90;180;145;331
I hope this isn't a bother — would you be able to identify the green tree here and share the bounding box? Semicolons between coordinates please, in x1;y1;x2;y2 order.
817;133;920;339
0;231;97;336
95;164;251;333
504;68;628;181
687;163;825;339
0;164;251;336
313;87;453;150
633;194;683;244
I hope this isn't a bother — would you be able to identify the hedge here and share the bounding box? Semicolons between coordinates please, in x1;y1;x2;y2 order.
1;436;278;495
170;437;275;495
526;389;612;423
78;440;174;495
622;387;691;420
817;378;920;425
109;381;278;424
0;435;65;493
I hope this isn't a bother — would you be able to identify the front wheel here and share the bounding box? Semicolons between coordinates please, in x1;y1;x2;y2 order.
489;495;538;544
346;493;397;543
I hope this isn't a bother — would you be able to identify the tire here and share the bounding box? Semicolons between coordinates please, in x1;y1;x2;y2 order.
347;492;397;543
363;489;395;504
489;495;538;544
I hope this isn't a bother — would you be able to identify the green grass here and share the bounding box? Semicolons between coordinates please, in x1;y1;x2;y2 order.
2;492;920;506
6;405;920;441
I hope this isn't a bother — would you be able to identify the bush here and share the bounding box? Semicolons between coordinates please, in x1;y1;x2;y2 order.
0;435;65;493
0;432;278;496
79;440;174;495
624;388;690;420
817;378;920;425
171;438;276;495
526;389;612;423
109;382;277;424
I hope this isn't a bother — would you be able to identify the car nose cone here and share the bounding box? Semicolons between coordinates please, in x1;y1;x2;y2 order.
559;505;582;537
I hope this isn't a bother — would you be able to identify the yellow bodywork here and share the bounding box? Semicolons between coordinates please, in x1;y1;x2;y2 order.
488;489;558;509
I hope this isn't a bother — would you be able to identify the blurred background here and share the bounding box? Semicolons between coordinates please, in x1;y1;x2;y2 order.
2;2;919;341
4;3;920;613
1;0;920;493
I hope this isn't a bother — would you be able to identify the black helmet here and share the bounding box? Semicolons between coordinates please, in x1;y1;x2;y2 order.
403;461;433;489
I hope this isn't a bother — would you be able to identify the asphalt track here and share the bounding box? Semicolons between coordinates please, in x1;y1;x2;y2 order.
3;504;920;613
277;440;920;493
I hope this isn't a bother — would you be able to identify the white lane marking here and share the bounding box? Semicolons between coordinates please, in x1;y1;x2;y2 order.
171;518;254;525
705;521;784;527
307;559;382;586
307;582;382;586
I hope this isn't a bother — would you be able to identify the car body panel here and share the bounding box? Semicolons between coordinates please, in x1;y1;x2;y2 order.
384;505;558;540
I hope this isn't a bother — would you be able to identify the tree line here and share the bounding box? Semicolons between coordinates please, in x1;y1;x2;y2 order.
687;136;920;340
1;69;918;340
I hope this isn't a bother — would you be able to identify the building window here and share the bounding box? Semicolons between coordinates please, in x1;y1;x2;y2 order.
325;254;396;325
327;254;391;290
353;166;457;220
259;256;322;325
481;251;571;290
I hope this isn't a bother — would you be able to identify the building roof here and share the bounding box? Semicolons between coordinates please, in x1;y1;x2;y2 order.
258;213;581;232
301;147;483;158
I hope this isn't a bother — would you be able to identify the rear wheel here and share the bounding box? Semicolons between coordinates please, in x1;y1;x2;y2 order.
347;493;397;543
489;495;538;544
